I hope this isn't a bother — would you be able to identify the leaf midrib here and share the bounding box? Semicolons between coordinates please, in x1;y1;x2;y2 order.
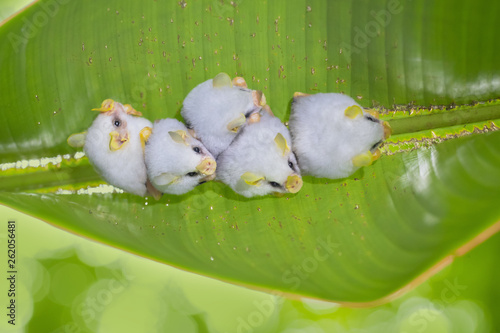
1;104;499;192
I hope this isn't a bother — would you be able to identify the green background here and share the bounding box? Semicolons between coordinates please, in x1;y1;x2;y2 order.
0;204;498;332
1;0;499;332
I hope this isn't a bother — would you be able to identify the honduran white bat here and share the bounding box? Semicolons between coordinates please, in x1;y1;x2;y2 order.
289;92;392;179
69;99;153;196
181;73;266;158
144;118;216;195
216;112;303;198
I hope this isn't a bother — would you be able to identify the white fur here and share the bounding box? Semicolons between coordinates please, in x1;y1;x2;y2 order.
289;93;385;179
145;119;215;195
217;113;301;197
83;103;152;196
181;78;259;158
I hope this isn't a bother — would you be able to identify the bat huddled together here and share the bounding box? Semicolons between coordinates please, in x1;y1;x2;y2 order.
68;72;392;198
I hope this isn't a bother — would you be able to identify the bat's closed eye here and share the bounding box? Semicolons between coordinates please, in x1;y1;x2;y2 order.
365;116;378;123
371;140;383;151
269;181;281;188
186;171;198;177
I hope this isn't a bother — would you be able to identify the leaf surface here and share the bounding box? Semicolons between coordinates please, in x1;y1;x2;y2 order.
0;0;499;304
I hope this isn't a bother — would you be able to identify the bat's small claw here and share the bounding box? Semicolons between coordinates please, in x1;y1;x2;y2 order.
293;92;310;99
252;90;266;107
233;77;248;88
382;121;392;139
262;104;274;116
371;149;381;162
146;179;163;200
140;127;153;151
365;109;380;119
188;128;198;139
200;173;216;182
248;113;261;124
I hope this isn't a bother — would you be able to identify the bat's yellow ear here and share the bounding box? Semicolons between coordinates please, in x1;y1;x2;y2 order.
241;172;264;186
123;104;143;117
140;127;153;150
168;130;189;145
344;105;363;119
274;133;290;156
227;113;246;133
213;72;232;88
352;151;374;167
153;173;179;186
92;99;114;112
67;132;87;148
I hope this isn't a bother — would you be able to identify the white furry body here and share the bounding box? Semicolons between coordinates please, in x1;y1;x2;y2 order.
84;105;152;196
217;113;301;197
145;119;215;195
181;78;259;158
289;93;385;179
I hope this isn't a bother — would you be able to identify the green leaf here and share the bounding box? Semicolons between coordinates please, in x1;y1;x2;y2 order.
1;0;499;304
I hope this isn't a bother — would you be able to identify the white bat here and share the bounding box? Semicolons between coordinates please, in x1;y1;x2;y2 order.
217;112;303;197
289;92;392;179
144;118;216;195
68;99;153;196
181;73;266;158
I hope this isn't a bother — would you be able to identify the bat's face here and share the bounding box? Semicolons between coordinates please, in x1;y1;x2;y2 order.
342;104;392;165
235;145;302;197
85;99;144;153
145;119;216;195
289;93;392;179
217;113;303;198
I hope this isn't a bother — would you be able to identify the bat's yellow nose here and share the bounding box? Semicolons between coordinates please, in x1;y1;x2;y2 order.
109;131;129;151
285;174;303;194
196;158;217;176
